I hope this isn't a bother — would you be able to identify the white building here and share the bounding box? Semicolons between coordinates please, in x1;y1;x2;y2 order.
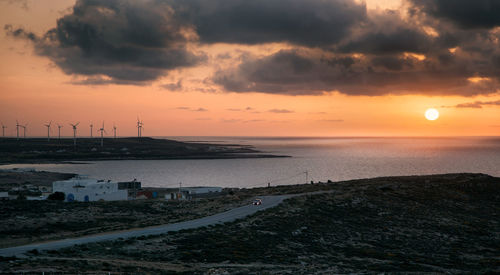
52;176;128;202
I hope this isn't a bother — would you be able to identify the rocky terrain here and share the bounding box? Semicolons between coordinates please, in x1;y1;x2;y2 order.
0;170;74;192
0;137;284;164
0;192;254;248
1;173;499;273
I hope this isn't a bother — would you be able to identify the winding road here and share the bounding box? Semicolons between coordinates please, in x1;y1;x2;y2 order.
0;194;292;257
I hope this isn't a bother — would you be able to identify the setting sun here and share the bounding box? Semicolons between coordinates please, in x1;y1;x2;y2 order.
425;108;439;121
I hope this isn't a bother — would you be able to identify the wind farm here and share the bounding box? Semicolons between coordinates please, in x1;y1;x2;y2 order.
0;118;282;164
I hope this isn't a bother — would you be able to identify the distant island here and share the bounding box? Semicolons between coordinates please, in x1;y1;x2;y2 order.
0;137;287;164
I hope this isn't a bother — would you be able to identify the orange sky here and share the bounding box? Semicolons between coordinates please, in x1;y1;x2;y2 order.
0;0;499;137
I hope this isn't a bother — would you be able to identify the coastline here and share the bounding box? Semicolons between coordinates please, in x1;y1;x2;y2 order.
0;137;289;165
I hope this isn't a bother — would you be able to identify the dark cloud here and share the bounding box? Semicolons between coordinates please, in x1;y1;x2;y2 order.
5;0;205;85
409;0;500;29
451;100;500;109
212;49;500;96
175;107;208;112
268;109;294;113
161;80;183;91
5;0;500;97
177;0;367;47
0;0;29;10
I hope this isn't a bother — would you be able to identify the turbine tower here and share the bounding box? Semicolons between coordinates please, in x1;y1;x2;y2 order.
98;122;106;147
44;121;52;142
90;122;93;138
16;120;20;140
113;123;117;139
70;122;79;146
136;117;141;138
140;120;144;137
57;124;63;140
1;123;6;138
20;123;27;139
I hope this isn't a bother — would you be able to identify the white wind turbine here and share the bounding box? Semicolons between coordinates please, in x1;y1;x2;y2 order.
20;123;28;139
70;122;79;146
98;121;106;147
90;122;94;138
16;120;20;140
1;123;6;138
57;123;63;140
136;117;141;138
140;119;144;137
44;121;52;141
113;123;117;139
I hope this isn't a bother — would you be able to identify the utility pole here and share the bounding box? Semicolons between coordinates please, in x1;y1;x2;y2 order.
305;170;309;184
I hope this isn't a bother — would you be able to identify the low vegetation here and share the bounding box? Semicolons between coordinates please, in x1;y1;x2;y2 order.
2;173;498;273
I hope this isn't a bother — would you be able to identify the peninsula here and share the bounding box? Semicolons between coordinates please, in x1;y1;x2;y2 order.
0;137;285;164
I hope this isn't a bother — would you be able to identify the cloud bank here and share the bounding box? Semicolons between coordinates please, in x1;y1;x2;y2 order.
6;0;500;96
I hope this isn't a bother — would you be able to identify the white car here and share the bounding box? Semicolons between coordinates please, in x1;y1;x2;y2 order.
252;199;262;205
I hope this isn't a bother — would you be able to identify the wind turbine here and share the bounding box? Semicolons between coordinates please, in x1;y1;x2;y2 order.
16;120;20;140
140;120;144;137
136;117;141;138
20;123;28;139
70;122;79;146
113;123;117;139
89;122;93;138
1;123;6;138
57;123;63;140
44;121;52;141
98;122;106;147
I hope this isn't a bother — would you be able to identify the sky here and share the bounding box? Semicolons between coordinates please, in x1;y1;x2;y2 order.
0;0;499;137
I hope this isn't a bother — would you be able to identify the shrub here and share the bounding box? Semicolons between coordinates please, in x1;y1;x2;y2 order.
48;192;65;201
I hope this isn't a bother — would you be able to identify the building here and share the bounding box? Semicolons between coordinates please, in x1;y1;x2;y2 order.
52;176;130;202
184;186;222;195
164;186;222;201
165;190;190;201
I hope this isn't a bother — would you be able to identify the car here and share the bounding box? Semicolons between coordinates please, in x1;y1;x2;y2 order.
252;198;262;205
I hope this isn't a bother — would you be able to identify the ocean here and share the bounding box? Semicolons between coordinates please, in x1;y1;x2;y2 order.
1;137;499;188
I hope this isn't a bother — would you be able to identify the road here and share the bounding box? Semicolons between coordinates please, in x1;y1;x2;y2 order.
0;194;292;257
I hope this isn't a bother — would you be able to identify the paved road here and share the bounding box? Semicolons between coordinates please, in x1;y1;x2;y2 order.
0;195;292;257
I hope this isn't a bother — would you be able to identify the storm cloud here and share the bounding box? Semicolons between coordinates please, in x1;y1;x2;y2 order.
5;0;205;84
5;0;500;96
212;49;500;96
175;0;367;47
409;0;500;29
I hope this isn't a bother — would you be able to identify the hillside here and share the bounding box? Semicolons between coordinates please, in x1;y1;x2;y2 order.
2;173;498;273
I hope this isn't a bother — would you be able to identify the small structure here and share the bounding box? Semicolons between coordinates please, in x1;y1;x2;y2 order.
164;186;222;201
165;190;190;201
52;175;130;202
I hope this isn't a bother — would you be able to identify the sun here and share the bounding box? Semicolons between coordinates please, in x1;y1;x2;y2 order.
425;108;439;121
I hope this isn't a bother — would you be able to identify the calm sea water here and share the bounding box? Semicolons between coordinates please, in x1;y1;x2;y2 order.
1;137;499;188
